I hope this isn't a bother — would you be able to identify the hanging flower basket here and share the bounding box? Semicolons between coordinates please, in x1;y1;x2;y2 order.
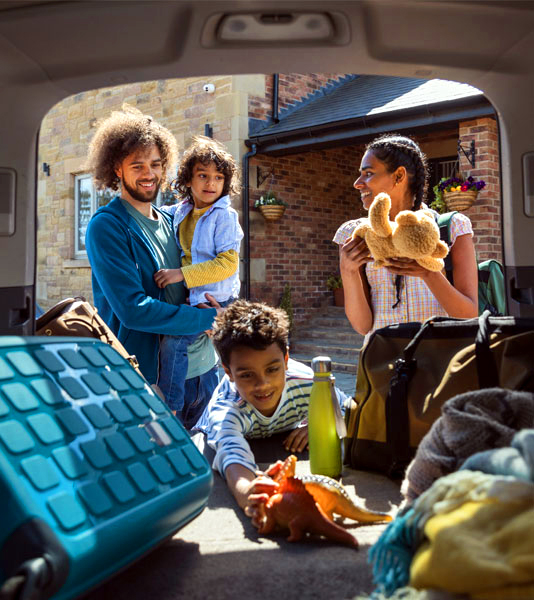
443;189;478;211
259;204;286;222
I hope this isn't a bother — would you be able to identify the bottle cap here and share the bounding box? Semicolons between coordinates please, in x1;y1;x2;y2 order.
311;356;332;373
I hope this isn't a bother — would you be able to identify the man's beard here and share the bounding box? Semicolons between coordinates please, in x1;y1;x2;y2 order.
123;178;161;203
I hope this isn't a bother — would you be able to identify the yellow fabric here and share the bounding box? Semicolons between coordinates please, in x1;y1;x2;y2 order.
410;498;534;599
178;207;238;289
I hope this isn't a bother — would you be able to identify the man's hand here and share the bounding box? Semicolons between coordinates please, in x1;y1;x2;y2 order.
154;268;184;288
196;293;225;319
283;425;308;453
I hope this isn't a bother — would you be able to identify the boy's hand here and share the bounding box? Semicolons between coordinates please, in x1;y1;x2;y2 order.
244;472;279;528
154;268;184;288
283;425;308;453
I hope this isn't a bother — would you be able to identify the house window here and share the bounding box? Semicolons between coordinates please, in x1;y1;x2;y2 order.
74;174;114;258
74;176;176;258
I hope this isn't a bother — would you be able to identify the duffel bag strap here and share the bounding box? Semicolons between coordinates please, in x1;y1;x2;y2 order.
475;309;499;388
386;356;417;478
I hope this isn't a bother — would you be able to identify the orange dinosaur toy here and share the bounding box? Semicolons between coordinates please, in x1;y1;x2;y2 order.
254;455;392;548
256;476;359;548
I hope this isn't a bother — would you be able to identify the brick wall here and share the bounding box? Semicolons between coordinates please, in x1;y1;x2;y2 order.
248;146;365;324
457;117;501;262
247;118;502;327
249;73;346;121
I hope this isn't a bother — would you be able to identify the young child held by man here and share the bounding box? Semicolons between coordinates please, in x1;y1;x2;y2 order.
193;299;350;515
154;136;244;419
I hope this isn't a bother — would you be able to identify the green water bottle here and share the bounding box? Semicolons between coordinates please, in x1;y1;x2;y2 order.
308;356;346;479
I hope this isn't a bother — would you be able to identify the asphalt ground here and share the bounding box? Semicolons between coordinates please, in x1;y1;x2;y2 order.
87;433;402;600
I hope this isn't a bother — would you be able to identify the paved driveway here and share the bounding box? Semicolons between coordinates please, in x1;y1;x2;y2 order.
87;435;402;600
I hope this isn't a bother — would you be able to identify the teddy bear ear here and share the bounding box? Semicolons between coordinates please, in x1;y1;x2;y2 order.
431;240;449;259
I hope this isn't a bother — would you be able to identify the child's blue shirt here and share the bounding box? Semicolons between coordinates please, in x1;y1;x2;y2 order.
162;194;244;305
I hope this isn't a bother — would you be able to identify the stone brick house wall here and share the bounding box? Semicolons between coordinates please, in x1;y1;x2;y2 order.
36;74;261;309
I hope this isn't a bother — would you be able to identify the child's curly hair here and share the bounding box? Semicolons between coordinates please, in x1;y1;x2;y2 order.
86;104;178;191
212;300;289;367
173;135;241;201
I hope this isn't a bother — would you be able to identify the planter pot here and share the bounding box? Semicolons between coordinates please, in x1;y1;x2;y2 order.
443;189;478;211
259;205;286;222
333;287;344;307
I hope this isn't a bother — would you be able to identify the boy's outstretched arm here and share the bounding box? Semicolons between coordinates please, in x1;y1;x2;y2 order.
225;463;278;516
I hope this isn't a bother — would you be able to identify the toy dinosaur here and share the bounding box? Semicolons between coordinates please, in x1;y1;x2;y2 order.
271;455;393;524
352;192;449;271
254;455;392;547
256;476;359;548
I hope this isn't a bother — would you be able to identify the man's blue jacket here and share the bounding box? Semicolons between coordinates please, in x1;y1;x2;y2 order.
85;197;216;384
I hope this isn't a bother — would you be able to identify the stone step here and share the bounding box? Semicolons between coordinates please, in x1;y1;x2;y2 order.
290;337;359;361
302;316;356;330
292;325;364;344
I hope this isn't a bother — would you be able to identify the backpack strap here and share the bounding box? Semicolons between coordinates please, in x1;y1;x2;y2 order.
437;211;458;284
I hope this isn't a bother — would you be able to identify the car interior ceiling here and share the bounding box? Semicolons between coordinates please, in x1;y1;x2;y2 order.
1;0;534;336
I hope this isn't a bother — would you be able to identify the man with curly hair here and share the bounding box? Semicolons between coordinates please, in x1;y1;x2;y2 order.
152;135;244;416
193;300;349;513
85;105;222;428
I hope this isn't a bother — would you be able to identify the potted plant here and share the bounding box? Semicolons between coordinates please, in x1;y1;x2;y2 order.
254;191;288;222
430;174;486;213
326;273;344;307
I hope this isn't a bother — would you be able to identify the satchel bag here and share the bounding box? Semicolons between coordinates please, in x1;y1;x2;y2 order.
346;311;534;477
35;297;142;376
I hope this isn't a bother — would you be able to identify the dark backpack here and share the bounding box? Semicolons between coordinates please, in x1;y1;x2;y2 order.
437;211;507;316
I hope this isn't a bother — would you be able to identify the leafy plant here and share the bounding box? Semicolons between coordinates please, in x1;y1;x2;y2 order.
326;274;343;290
254;191;288;208
279;283;294;330
429;182;448;214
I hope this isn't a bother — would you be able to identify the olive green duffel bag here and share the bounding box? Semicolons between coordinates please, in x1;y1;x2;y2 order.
345;311;534;478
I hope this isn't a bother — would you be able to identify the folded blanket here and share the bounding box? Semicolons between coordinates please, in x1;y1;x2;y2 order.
369;470;530;596
401;388;534;504
460;428;534;481
410;495;534;599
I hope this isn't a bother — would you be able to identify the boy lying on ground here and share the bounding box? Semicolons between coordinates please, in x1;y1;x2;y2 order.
193;299;350;517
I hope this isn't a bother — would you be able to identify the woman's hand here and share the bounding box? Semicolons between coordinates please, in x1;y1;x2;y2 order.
339;236;372;277
283;425;308;453
385;257;435;279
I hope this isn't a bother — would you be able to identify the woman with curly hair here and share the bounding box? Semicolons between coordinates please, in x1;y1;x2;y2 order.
333;133;478;341
85;105;222;428
153;135;244;415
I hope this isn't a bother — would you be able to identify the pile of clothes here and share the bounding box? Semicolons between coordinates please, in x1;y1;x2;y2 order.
367;388;534;600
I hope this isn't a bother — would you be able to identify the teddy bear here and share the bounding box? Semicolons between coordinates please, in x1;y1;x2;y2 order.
351;192;449;271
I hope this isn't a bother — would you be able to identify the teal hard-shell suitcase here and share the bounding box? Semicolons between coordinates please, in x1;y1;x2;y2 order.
0;336;213;600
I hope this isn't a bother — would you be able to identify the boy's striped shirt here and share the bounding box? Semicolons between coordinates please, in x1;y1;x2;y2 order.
194;358;348;477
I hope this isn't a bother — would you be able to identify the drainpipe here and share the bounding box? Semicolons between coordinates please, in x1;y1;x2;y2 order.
242;143;257;299
273;73;279;123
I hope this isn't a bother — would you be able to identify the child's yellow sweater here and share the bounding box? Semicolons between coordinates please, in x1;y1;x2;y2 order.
179;206;238;290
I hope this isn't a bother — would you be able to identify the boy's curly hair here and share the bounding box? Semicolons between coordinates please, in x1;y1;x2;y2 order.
86;104;178;191
173;135;241;201
212;300;289;367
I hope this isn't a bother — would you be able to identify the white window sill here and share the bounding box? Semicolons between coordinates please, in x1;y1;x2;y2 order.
64;259;91;268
